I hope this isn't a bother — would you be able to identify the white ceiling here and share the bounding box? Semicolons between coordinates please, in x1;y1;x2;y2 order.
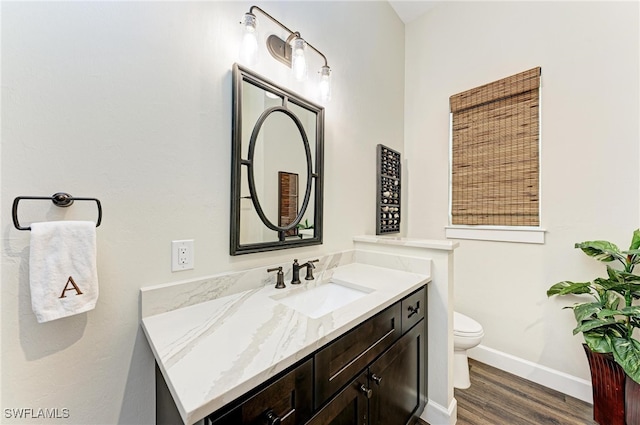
388;1;439;23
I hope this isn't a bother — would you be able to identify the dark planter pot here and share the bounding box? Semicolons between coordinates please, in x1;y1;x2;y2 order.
583;344;626;425
583;344;640;425
627;375;640;425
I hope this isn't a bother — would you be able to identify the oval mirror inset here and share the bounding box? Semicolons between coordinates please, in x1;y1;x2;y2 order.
247;106;313;232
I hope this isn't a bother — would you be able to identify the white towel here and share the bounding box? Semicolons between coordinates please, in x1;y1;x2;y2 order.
29;220;99;323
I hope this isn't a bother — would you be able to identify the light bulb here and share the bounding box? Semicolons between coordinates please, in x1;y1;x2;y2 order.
319;65;332;102
291;37;307;81
240;13;258;66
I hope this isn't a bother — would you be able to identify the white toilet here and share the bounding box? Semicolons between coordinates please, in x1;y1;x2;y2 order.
453;311;484;389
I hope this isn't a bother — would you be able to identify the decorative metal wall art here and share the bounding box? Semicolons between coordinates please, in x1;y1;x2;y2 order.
376;145;400;235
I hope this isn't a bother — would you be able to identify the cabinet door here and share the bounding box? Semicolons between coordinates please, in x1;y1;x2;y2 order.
306;371;369;425
369;320;426;425
315;303;401;408
208;359;313;425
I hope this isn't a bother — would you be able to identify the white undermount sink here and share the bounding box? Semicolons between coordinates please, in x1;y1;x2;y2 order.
272;280;373;319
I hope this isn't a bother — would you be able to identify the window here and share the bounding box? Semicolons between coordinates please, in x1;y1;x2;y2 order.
449;67;541;237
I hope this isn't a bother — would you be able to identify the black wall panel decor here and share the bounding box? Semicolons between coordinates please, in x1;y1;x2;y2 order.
376;144;400;235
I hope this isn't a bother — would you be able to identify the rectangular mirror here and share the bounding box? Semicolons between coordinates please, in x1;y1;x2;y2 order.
230;64;324;255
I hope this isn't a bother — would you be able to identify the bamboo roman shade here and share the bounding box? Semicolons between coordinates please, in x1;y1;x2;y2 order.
450;67;541;226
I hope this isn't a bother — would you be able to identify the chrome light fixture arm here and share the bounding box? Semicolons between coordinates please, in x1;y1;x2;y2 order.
249;6;295;38
247;5;329;67
241;5;332;100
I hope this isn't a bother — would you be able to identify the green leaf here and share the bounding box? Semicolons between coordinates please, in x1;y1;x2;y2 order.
573;302;603;322
573;318;618;334
591;281;607;300
296;219;313;230
606;267;625;282
625;229;640;268
611;337;640;384
576;241;624;263
603;291;623;310
605;267;640;284
583;330;614;353
618;306;640;317
597;280;628;296
595;306;640;319
597;309;622;319
627;251;640;266
629;229;640;251
547;281;592;297
618;270;640;282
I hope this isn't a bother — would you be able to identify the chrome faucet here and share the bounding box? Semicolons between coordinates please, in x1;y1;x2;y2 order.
291;259;319;284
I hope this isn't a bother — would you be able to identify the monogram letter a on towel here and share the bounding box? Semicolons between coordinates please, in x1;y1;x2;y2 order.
29;221;99;323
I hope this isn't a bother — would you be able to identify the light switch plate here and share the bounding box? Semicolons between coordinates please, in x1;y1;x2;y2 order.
172;240;194;271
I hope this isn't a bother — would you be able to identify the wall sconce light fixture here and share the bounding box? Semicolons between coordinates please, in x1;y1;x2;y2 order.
240;6;332;102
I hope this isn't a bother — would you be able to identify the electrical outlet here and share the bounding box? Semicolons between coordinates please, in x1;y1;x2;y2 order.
172;240;194;271
178;247;188;264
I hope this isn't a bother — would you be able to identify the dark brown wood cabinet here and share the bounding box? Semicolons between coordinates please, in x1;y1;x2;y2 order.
197;286;427;425
306;371;369;425
314;302;401;408
309;314;426;425
369;322;425;424
208;359;313;425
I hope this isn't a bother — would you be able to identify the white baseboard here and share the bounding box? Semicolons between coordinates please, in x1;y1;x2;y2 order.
468;344;593;404
420;398;457;425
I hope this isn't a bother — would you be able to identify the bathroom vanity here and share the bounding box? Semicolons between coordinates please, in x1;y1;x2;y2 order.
206;286;425;425
142;258;429;425
141;238;459;425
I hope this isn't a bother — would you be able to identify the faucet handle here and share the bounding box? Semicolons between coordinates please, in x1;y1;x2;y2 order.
267;266;286;289
304;259;319;280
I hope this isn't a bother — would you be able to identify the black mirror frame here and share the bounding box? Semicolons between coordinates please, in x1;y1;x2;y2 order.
230;63;324;255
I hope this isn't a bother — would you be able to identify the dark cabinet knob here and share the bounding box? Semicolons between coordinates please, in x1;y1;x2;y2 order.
407;304;420;318
264;410;281;425
370;373;383;385
359;384;373;399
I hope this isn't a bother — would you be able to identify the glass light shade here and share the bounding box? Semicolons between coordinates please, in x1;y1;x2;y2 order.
240;13;258;66
291;37;308;81
319;66;332;102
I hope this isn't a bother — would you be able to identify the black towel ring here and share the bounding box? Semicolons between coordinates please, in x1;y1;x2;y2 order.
12;192;102;231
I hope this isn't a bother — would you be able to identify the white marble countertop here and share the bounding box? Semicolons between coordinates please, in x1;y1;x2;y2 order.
141;262;430;424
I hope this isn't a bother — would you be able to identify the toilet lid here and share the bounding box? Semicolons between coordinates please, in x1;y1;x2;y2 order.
454;312;483;335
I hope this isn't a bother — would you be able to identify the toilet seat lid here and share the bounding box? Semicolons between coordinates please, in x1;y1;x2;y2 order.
454;312;483;335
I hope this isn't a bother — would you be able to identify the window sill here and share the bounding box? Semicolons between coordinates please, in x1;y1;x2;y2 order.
445;226;546;244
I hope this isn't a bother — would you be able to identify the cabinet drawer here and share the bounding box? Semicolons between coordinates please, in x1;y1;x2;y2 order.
314;303;401;408
208;359;313;425
401;287;425;334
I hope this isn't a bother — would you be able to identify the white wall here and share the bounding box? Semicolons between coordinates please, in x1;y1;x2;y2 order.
0;2;404;423
405;0;639;386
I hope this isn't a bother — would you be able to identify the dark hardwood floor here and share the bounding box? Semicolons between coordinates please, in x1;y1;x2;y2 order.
419;359;596;425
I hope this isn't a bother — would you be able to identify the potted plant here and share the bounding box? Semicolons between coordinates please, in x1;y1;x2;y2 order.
547;229;640;425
